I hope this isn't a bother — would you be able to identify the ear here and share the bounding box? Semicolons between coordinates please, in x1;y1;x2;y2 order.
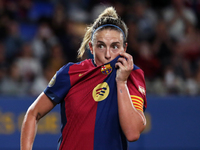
89;42;93;54
124;43;128;52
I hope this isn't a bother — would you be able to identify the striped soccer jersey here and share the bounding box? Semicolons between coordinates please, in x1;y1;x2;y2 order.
44;56;147;150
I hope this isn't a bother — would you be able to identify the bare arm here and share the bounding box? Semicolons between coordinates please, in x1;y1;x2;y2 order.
20;92;57;150
115;52;146;142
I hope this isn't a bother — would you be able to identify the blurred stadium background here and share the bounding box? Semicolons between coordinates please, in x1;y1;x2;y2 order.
0;0;200;149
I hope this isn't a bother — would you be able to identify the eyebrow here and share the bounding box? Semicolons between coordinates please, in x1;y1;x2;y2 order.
96;41;121;45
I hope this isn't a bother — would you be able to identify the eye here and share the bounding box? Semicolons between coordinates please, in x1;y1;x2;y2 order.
113;45;118;49
111;42;120;50
97;44;105;49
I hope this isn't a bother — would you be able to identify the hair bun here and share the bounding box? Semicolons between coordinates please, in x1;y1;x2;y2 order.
98;7;118;19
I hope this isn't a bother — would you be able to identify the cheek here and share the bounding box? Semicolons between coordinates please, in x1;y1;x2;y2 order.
93;54;105;66
94;51;103;60
111;49;123;55
112;52;120;58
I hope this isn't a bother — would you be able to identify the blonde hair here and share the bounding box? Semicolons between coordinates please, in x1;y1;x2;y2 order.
77;6;128;58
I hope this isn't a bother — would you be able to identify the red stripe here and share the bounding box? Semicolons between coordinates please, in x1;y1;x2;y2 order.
132;99;143;106
132;102;143;111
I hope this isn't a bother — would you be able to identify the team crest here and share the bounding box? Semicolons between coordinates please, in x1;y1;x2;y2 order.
138;86;146;95
92;82;110;102
48;73;57;87
101;64;112;75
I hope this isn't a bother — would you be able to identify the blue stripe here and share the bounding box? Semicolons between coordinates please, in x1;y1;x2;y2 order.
94;56;127;150
44;63;73;150
133;64;140;70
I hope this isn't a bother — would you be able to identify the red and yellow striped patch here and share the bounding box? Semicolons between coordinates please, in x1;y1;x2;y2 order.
131;95;144;112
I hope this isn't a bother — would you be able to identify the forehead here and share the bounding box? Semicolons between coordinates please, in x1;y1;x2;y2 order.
93;29;123;42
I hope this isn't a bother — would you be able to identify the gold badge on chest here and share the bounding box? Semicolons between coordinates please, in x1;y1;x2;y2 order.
101;64;112;75
92;82;110;102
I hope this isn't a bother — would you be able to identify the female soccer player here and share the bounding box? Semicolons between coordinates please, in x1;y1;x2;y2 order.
21;6;147;150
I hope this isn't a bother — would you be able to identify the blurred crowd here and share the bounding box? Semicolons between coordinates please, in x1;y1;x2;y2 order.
0;0;200;96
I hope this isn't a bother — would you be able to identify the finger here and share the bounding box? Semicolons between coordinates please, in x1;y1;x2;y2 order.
115;61;125;69
119;52;130;59
117;57;128;66
117;58;132;71
118;55;133;71
119;52;133;64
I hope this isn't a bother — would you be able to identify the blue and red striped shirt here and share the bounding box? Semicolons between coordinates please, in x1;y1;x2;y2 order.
44;56;147;150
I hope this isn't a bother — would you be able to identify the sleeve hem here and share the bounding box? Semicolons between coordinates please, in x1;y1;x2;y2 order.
44;88;62;104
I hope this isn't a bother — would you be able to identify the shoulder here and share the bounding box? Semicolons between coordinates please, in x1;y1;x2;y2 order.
129;65;146;93
68;59;94;69
58;59;94;73
132;64;145;78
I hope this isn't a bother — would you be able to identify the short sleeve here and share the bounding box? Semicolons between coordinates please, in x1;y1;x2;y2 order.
44;63;73;104
127;65;147;112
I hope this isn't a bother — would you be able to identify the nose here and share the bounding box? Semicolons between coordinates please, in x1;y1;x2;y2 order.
105;49;111;60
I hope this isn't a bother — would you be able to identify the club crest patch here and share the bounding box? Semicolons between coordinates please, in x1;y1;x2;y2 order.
92;82;110;102
48;73;57;87
138;85;146;95
101;64;112;75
